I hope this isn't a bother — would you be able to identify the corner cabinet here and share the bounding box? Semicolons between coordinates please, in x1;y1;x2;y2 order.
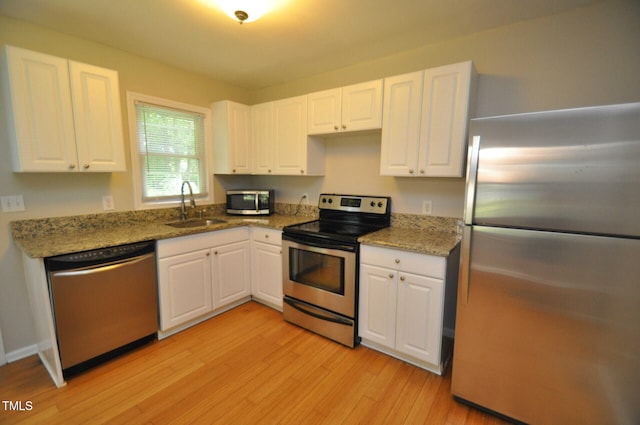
307;79;383;135
358;244;460;374
1;45;126;172
380;61;477;177
157;227;251;336
272;95;325;175
212;96;325;175
212;100;252;174
250;228;283;310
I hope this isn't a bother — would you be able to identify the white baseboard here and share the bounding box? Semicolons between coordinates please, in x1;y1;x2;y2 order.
5;344;38;363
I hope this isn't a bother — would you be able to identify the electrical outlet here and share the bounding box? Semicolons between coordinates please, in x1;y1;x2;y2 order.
422;200;432;215
1;195;25;212
102;195;114;211
301;193;309;204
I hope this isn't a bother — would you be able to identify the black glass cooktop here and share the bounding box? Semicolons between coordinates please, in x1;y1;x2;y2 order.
283;219;386;244
283;194;391;244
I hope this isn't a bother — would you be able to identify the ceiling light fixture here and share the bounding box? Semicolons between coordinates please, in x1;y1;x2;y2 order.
234;10;249;24
216;0;272;24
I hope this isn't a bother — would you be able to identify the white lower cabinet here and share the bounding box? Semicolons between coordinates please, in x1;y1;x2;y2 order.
212;240;251;308
359;245;457;374
250;228;283;310
158;249;213;331
157;227;251;335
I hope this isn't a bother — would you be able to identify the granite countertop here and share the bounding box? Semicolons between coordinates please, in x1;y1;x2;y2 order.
12;213;313;259
359;227;460;257
11;205;461;259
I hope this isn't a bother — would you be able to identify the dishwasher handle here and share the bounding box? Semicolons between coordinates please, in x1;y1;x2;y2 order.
50;252;155;278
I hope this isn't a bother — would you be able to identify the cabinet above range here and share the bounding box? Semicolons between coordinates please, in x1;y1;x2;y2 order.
307;79;383;136
1;45;126;173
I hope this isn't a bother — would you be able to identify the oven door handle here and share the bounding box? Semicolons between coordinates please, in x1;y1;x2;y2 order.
282;235;356;253
284;298;353;326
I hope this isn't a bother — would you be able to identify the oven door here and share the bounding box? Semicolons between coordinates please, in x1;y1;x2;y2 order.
282;236;356;318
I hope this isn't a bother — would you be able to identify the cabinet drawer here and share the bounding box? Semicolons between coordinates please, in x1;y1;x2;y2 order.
361;245;445;279
251;227;282;245
158;227;249;258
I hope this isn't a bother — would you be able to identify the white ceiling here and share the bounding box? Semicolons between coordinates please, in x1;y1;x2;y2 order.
0;0;601;90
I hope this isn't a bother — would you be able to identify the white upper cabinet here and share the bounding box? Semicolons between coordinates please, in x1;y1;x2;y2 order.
213;97;325;176
307;79;383;135
212;100;252;174
1;46;126;172
272;95;325;175
252;101;274;175
380;61;477;177
419;61;477;177
380;71;424;176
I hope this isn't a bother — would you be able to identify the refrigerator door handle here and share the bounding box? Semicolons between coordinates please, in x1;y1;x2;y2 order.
463;135;481;225
459;226;472;305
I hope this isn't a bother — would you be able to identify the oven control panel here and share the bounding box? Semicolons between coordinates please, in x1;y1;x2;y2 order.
318;194;390;214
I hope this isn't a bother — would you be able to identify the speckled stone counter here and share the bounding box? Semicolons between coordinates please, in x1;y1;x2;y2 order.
11;204;461;259
359;214;462;257
11;204;315;258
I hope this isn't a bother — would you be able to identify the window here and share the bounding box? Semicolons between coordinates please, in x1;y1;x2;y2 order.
127;92;212;209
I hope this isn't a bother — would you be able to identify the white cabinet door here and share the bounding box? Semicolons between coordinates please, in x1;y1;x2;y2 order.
2;46;77;172
252;101;274;174
272;95;308;175
341;79;383;132
380;61;476;177
158;249;212;331
395;271;444;365
212;240;251;308
380;71;424;176
251;241;283;309
69;61;126;172
419;61;476;177
2;46;125;172
212;100;252;174
307;88;341;135
358;264;397;348
308;80;383;136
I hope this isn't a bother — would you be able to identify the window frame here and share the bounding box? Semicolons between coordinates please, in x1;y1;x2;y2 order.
127;91;213;210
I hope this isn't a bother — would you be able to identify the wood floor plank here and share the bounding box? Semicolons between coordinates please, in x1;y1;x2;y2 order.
0;301;509;425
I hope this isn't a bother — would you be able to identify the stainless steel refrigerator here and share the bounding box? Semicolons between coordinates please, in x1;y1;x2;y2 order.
452;103;640;425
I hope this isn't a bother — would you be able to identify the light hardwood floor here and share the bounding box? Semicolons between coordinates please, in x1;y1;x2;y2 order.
0;302;509;424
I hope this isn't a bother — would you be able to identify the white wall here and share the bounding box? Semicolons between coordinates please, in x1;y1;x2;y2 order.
1;0;639;359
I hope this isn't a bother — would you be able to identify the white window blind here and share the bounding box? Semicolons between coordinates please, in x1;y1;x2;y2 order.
135;102;207;202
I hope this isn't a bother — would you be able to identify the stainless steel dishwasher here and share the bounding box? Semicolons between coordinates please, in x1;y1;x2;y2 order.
45;241;158;377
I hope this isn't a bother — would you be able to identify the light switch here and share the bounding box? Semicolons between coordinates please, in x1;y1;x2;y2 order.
1;195;26;212
102;195;114;211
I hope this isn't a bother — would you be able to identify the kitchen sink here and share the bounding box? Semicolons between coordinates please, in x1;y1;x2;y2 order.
165;218;226;228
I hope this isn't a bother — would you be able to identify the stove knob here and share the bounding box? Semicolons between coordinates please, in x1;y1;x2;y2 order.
370;201;375;207
322;198;327;203
377;201;384;208
328;198;333;204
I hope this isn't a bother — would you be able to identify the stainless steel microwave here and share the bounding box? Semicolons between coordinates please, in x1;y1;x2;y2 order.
226;190;275;215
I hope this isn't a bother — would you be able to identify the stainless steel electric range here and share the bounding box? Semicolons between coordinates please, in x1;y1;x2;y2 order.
282;194;391;347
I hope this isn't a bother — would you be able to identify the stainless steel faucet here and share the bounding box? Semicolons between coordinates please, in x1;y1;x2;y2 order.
180;181;196;221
